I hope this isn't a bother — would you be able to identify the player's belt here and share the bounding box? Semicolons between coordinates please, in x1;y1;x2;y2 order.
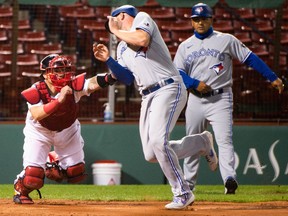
191;88;224;98
142;78;174;96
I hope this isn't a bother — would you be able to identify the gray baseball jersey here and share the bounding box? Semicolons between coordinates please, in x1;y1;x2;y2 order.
173;31;251;187
117;12;182;91
174;30;251;89
115;12;212;198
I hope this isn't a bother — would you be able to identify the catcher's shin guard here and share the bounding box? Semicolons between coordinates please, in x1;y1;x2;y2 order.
13;166;45;204
66;163;87;183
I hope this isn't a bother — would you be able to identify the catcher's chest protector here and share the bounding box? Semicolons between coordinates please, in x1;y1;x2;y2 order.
36;81;79;131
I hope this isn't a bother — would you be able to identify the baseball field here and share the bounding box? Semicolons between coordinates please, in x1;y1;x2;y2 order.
1;184;287;215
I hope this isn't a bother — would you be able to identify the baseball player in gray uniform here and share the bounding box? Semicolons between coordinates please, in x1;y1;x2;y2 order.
93;5;218;210
173;3;284;194
13;54;116;204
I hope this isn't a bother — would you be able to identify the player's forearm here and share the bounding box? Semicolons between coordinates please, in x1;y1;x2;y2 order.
114;29;150;47
87;77;102;94
244;52;278;82
179;69;200;89
106;57;134;85
30;100;60;121
89;73;117;92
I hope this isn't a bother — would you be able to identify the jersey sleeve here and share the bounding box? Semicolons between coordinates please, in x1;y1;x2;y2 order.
116;41;128;67
173;42;189;73
229;35;252;63
133;12;154;36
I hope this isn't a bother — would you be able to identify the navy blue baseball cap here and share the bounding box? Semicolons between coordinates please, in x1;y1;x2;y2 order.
191;3;213;18
111;5;138;17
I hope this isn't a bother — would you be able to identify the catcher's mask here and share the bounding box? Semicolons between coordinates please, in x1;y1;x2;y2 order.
45;56;76;92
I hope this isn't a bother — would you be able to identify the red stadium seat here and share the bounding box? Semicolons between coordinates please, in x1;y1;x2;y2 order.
0;19;30;30
0;43;24;55
151;7;176;22
94;7;111;21
254;8;276;20
18;31;46;43
26;42;63;60
253;20;274;32
214;7;232;19
250;44;269;57
234;32;252;44
0;30;8;42
234;8;255;20
233;20;252;32
213;20;234;33
161;20;193;32
170;31;191;45
160;30;172;44
250;32;273;44
0;6;13;20
174;7;192;19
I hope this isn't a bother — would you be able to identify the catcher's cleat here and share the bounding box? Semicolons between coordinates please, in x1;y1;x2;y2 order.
13;193;34;204
224;177;238;194
202;131;218;171
165;192;195;210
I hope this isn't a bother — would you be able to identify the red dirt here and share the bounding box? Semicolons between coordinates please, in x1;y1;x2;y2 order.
1;199;287;216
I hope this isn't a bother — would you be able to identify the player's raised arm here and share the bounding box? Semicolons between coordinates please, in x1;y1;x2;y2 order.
93;43;134;85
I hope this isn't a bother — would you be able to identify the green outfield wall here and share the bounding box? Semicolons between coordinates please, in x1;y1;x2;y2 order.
0;123;287;185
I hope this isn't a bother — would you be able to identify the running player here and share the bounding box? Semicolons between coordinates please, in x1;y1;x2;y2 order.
173;3;284;194
93;5;218;210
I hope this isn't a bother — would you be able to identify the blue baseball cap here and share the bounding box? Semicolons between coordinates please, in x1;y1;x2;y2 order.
111;5;138;17
191;3;213;18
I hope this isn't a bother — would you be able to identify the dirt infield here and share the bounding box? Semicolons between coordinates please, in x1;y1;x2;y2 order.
1;199;287;216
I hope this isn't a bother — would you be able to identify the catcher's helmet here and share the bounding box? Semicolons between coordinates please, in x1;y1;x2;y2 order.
191;3;213;18
111;5;138;17
40;54;59;71
45;56;76;92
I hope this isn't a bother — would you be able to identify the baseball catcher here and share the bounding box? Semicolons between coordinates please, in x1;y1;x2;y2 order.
13;54;116;204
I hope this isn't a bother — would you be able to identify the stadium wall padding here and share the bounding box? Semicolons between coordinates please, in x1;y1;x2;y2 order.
0;123;287;185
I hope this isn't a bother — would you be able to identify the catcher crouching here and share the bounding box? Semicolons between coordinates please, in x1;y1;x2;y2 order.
13;54;116;204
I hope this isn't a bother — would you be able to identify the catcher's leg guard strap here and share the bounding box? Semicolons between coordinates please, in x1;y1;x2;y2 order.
66;163;87;183
45;162;65;182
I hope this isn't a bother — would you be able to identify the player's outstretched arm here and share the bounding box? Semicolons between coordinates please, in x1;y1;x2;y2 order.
93;43;134;85
87;73;117;94
244;53;284;94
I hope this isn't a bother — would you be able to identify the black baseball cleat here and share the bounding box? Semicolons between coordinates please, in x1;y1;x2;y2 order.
224;177;238;194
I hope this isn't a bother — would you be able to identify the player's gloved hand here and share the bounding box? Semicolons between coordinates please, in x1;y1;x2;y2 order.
271;78;284;94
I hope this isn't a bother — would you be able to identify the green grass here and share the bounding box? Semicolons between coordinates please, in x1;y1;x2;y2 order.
1;184;288;202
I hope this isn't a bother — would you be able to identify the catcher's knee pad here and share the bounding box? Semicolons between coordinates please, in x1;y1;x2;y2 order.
66;163;87;183
15;166;45;195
